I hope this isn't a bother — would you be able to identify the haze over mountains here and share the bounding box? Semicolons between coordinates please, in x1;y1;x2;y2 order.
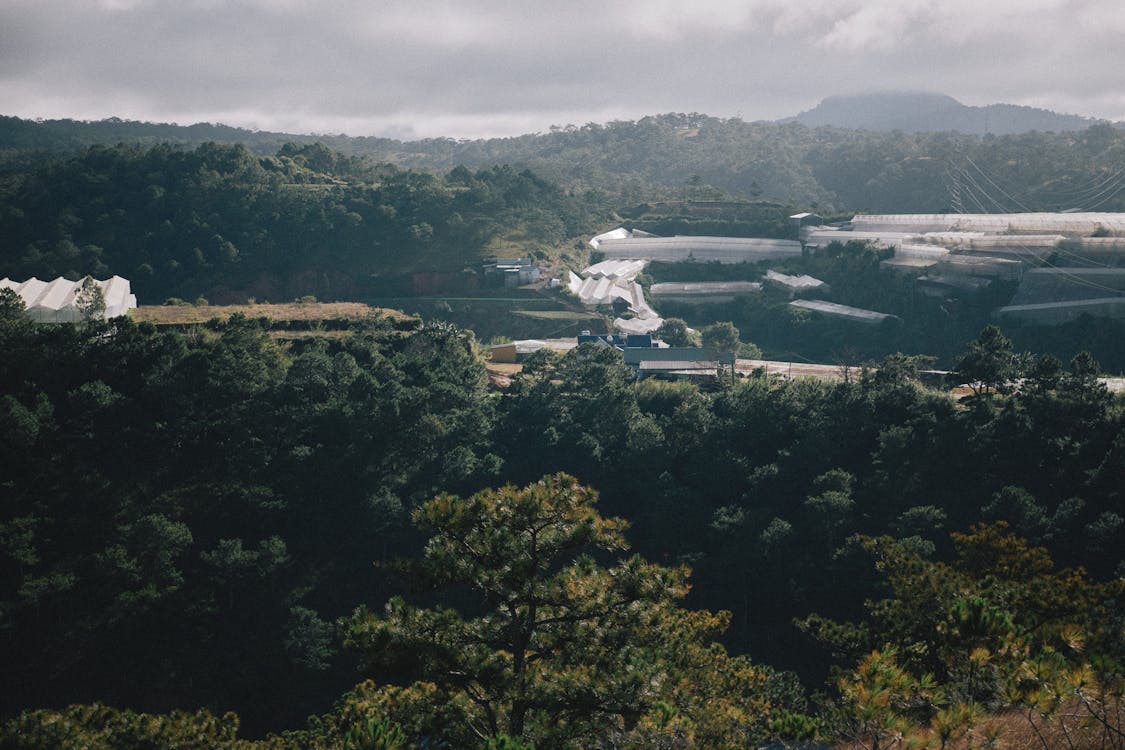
0;92;1113;150
792;92;1107;135
5;90;1125;222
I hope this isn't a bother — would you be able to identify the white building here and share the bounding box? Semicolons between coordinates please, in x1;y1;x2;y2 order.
0;276;137;322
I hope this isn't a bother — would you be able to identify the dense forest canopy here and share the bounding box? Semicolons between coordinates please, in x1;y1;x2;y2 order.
5;113;1125;213
4;111;1125;747
0;141;606;303
2;306;1122;745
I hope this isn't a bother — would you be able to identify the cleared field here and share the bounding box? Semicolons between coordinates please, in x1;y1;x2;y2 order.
131;302;409;325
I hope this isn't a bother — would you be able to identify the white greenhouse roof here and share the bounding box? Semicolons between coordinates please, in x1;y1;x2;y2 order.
764;270;826;290
895;243;950;260
937;255;1022;277
1;276;137;322
596;235;801;264
963;234;1065;248
589;227;633;248
570;249;662;330
881;258;939;273
650;282;763;295
995;298;1125;324
614;316;663;334
804;230;916;247
789;299;896;324
852;213;1125;237
582;259;648;280
514;340;547;354
1009;268;1125;305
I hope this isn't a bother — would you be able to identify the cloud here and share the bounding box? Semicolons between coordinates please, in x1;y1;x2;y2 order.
1;0;1123;138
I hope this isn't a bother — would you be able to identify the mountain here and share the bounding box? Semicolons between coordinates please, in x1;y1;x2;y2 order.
792;91;1104;134
6;109;1125;215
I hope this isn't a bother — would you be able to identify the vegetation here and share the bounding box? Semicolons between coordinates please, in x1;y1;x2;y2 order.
3;114;1125;748
7;113;1125;214
129;302;401;326
0;142;607;303
2;310;1121;747
345;474;791;748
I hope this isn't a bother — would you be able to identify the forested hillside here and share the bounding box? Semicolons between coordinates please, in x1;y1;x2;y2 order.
0;142;605;302
4;112;1125;747
2;303;1122;746
6;113;1125;212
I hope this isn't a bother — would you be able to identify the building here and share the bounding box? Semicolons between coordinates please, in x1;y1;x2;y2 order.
763;270;828;297
789;299;898;325
623;346;737;383
489;339;548;363
0;276;137;322
596;235;803;264
483;257;542;288
649;281;763;304
568;256;663;335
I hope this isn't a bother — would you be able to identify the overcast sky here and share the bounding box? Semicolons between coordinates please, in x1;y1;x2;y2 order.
2;0;1122;140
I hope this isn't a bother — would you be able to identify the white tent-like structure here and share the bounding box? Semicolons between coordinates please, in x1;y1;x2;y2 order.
567;256;663;334
851;213;1125;236
0;276;137;322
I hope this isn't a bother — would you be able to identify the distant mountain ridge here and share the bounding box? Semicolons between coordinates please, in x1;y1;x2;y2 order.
792;92;1106;134
5;104;1125;215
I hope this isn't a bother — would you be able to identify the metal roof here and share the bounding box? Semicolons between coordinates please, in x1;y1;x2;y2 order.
1;276;137;322
650;281;762;295
790;299;896;323
596;235;801;263
852;213;1125;237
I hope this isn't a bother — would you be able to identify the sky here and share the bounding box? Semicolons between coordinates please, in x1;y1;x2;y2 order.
2;0;1124;141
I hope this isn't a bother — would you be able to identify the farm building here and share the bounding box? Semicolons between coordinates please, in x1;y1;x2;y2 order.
590;228;801;264
789;300;897;325
763;270;828;297
995;267;1125;322
1008;267;1125;305
917;275;993;297
0;276;137;322
935;255;1022;280
881;257;939;274
850;213;1125;236
489;340;548;363
568;256;662;335
803;228;916;250
623;347;737;383
994;298;1125;325
649;281;762;304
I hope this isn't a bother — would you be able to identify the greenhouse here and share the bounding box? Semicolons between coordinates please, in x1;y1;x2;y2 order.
881;257;939;274
595;235;802;264
851;213;1125;237
994;298;1125;325
581;259;649;280
567;258;661;334
0;276;137;322
895;243;951;260
763;270;828;297
649;281;762;304
1008;268;1125;306
802;228;916;249
936;255;1022;280
789;300;896;325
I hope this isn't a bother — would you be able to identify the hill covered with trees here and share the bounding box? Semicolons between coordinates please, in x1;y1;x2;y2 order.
6;113;1125;213
0;141;606;303
2;300;1123;746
